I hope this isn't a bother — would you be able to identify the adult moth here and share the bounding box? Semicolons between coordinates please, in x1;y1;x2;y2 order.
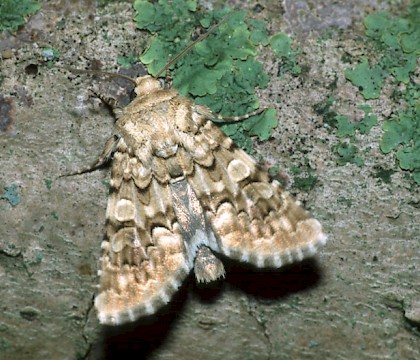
66;19;327;326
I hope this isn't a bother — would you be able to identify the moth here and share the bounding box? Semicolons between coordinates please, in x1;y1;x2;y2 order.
66;21;327;326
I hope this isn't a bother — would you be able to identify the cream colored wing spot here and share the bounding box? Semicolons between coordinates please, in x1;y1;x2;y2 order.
115;198;136;222
110;227;143;253
252;182;274;199
227;159;252;182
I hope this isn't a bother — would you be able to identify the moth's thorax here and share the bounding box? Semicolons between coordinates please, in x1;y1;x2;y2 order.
134;75;162;95
115;79;197;160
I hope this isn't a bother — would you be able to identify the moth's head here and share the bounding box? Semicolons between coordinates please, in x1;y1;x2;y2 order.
134;75;163;96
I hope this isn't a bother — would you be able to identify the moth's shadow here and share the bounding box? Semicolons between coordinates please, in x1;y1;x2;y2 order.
223;257;322;299
191;258;323;309
94;258;322;360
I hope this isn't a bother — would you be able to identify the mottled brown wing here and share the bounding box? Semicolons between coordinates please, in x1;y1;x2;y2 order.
186;116;327;269
94;146;192;325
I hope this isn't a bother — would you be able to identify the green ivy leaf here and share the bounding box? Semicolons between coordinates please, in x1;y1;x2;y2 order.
397;144;420;171
116;54;138;69
357;105;378;134
336;143;364;166
345;59;383;99
399;28;420;54
380;112;414;153
248;19;269;46
0;184;21;206
269;32;292;57
335;115;355;138
243;108;278;141
0;0;40;33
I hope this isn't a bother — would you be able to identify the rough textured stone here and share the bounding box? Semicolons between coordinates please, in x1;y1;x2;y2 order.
0;1;418;359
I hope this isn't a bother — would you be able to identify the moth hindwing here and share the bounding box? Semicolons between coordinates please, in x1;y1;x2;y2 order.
68;20;327;326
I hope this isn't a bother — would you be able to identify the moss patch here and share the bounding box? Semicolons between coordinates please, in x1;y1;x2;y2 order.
346;1;420;184
133;0;298;152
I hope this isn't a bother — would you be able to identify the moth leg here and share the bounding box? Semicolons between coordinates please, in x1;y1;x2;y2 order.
194;245;225;283
60;135;120;177
90;90;124;119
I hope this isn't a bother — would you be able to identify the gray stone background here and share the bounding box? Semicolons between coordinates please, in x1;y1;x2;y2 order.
0;0;418;359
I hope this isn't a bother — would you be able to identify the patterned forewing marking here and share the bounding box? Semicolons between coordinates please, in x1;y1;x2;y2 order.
186;121;327;268
95;143;192;325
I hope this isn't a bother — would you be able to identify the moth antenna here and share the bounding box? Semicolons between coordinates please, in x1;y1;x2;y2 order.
155;14;231;78
213;108;265;122
59;66;137;86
